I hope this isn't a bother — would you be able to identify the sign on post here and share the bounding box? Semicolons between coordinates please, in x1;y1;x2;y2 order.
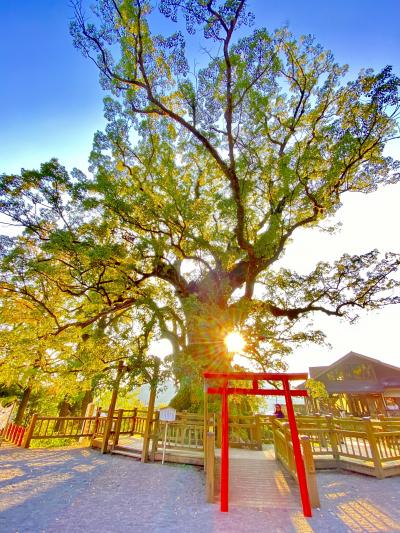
0;403;14;446
159;407;177;464
0;403;14;430
159;407;177;422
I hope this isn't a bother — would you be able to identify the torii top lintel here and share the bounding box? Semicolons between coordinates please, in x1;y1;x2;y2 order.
203;371;308;381
203;371;309;397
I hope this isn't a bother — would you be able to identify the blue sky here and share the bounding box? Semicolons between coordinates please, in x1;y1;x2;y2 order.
1;1;399;371
1;0;399;174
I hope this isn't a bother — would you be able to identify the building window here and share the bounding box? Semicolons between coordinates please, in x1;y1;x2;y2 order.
325;364;374;381
345;363;374;380
326;368;344;381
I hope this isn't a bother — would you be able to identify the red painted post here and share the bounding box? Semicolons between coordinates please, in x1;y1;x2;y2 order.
220;383;229;512
11;424;18;443
5;423;12;440
283;378;312;517
14;426;19;444
17;427;25;446
203;371;310;517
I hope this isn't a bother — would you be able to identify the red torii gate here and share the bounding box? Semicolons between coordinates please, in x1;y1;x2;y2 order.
203;371;312;517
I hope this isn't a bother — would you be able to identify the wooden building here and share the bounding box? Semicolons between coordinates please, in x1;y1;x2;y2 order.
302;351;400;417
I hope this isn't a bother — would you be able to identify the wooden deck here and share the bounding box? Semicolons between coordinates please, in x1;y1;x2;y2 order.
109;435;205;465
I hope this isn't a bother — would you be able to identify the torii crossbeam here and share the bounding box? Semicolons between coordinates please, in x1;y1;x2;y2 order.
203;371;312;517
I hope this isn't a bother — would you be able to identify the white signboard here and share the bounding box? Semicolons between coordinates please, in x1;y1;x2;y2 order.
159;407;176;464
0;404;14;430
159;407;176;422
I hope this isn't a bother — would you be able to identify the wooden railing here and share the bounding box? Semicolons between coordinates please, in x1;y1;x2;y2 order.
272;419;320;507
215;413;274;449
273;415;400;479
111;408;148;448
20;408;150;449
22;414;97;448
2;423;26;446
154;413;205;451
17;408;400;480
18;409;274;451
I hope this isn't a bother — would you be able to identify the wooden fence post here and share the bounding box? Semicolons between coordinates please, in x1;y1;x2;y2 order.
101;415;113;454
101;362;125;454
206;432;215;503
113;409;124;448
216;414;222;448
283;422;294;472
150;411;160;462
79;402;95;444
22;414;37;449
270;417;276;442
326;415;339;461
141;381;157;463
363;417;384;479
91;408;101;445
254;414;262;450
131;407;137;435
301;436;320;508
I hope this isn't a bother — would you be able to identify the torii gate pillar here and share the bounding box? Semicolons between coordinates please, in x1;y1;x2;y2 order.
203;371;312;517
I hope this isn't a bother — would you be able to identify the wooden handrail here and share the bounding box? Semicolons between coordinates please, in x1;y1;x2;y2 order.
301;436;320;508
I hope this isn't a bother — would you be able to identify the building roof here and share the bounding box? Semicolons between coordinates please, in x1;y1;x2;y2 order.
298;351;400;392
309;366;328;378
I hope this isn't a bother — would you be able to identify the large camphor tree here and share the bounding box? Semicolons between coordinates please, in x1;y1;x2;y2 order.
1;0;399;409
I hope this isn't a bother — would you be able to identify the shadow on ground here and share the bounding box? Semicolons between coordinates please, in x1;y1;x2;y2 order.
1;446;399;532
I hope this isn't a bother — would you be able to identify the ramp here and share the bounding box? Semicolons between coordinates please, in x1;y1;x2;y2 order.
214;446;301;510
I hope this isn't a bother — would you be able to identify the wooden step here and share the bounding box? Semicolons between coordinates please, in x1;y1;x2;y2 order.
111;446;142;460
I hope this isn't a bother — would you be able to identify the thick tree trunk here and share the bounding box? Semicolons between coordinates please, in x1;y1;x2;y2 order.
101;361;125;453
15;386;32;425
170;303;233;411
184;302;231;371
58;400;72;417
55;399;72;432
80;390;94;416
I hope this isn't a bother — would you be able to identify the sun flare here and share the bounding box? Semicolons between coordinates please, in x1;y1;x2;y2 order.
224;331;246;354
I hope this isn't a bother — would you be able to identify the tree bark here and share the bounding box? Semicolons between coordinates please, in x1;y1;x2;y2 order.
55;399;72;432
80;390;94;416
101;361;125;453
15;386;32;425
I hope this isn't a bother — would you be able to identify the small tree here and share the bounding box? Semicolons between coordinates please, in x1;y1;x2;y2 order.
305;378;330;413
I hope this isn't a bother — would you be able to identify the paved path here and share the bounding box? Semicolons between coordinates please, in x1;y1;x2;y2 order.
1;445;400;532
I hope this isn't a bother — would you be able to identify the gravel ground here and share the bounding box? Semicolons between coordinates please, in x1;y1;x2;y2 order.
1;445;400;533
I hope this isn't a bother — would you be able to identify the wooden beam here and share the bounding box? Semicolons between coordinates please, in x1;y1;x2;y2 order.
207;387;307;397
203;371;308;381
101;361;125;454
206;432;215;503
141;382;157;463
141;359;160;463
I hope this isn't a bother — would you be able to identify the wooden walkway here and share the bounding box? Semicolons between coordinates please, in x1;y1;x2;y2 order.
106;436;302;510
214;446;301;510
